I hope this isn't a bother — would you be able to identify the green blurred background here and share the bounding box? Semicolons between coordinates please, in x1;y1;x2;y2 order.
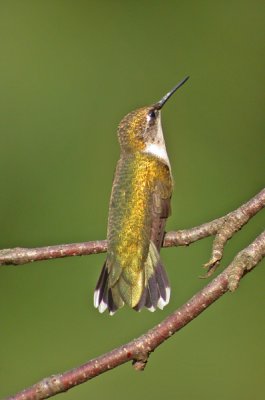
0;1;264;399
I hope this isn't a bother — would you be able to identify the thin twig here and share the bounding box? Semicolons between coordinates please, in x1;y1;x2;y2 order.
0;188;264;267
6;230;265;400
203;187;265;274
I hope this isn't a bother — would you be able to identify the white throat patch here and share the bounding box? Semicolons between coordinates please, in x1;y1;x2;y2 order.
144;143;170;164
144;117;170;165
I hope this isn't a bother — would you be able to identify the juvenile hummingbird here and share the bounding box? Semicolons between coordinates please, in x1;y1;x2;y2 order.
94;77;189;314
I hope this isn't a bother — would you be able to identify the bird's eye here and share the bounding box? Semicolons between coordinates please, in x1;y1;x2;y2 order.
148;110;156;120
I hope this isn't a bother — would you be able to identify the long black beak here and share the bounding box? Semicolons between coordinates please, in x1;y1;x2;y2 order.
155;76;189;110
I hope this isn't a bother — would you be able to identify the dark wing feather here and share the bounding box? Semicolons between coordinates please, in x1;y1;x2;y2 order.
150;169;172;250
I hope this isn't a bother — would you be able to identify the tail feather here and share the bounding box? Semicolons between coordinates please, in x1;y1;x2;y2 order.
142;241;170;311
94;262;108;310
107;289;118;315
133;288;147;311
94;262;124;314
146;272;159;311
155;262;170;302
134;260;170;312
94;242;170;315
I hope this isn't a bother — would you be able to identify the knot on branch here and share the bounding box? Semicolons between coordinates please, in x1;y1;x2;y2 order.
132;354;149;371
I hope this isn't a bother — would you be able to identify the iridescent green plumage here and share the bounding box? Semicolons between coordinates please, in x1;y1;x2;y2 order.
107;152;172;310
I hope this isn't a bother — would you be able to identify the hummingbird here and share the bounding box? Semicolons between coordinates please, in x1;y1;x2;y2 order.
94;76;189;314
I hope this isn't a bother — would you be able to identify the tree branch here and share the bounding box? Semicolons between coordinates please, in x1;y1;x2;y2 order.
6;230;265;400
1;188;264;267
2;189;264;399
